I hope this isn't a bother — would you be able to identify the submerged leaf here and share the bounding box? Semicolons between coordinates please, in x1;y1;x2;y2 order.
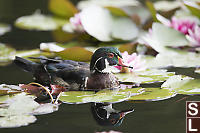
15;11;59;31
56;47;93;62
161;75;200;95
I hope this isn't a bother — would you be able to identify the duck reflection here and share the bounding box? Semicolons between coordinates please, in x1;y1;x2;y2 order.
91;103;134;126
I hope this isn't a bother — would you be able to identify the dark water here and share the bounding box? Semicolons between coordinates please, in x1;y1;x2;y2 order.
0;0;198;133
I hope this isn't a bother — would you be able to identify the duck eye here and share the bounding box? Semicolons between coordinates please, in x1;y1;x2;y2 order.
108;53;114;58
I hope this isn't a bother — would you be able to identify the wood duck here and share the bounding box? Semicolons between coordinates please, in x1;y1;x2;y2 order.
91;103;134;126
14;47;130;90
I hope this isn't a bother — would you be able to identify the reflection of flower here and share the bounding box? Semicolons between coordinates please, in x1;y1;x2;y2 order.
186;25;200;46
169;17;196;35
115;51;146;73
96;131;122;133
69;13;84;32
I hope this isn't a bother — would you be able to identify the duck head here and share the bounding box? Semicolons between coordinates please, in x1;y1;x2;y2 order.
91;103;134;126
90;47;127;73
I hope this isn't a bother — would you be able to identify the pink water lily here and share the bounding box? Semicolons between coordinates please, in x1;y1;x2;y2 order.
69;13;84;32
115;51;146;73
169;17;196;35
186;25;200;47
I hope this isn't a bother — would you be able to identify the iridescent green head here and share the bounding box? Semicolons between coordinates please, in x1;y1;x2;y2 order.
90;47;122;73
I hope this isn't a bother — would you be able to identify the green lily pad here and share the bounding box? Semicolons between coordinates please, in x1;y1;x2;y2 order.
56;47;93;62
0;115;37;128
48;0;78;18
0;23;11;36
15;11;59;31
0;90;59;128
128;87;175;101
0;43;16;62
59;89;132;104
161;75;200;95
115;69;175;84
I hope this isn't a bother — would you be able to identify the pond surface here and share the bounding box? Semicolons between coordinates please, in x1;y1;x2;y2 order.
0;0;199;132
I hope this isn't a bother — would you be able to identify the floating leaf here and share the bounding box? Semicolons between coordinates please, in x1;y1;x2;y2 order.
15;11;59;31
56;47;93;62
128;87;175;101
0;115;37;128
184;1;200;18
48;0;78;18
60;89;132;104
115;69;175;84
0;84;22;96
0;88;59;128
0;43;16;62
59;91;95;104
161;75;200;95
0;23;11;36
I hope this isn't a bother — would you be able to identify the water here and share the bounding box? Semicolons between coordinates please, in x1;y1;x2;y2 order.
0;0;198;132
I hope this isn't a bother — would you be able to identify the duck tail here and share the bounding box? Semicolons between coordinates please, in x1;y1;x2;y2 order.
13;56;39;73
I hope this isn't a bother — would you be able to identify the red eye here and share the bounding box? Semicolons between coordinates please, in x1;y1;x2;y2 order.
108;53;114;58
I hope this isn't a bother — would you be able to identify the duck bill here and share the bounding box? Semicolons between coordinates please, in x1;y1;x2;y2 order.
119;109;134;119
117;57;133;69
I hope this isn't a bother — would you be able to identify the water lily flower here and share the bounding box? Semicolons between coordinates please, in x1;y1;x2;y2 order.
69;13;84;32
186;25;200;47
169;17;196;35
114;51;146;73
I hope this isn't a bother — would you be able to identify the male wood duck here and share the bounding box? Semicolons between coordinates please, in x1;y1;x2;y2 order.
14;47;131;90
91;103;134;126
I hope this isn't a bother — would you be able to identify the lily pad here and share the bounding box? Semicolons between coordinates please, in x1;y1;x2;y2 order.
161;75;200;95
15;11;59;31
0;23;11;36
0;84;22;96
59;89;132;104
56;47;93;62
0;43;16;62
128;87;175;101
48;0;78;18
115;69;175;84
